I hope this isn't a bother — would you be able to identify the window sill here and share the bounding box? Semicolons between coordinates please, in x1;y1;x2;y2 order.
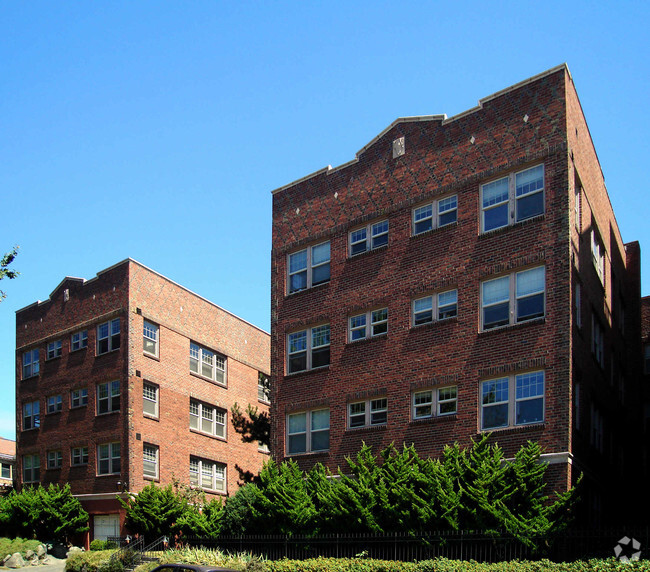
285;450;330;459
285;365;330;378
45;356;62;362
410;413;457;425
347;334;388;346
345;424;387;433
70;405;88;410
258;399;271;406
189;371;227;388
70;347;88;353
70;464;89;468
21;375;40;382
144;476;159;482
144;352;160;362
143;414;159;422
347;244;388;260
411;221;458;240
96;349;120;357
21;428;39;433
478;422;545;436
411;317;458;331
96;473;120;478
190;428;227;442
479;214;545;238
479;317;545;335
96;410;120;417
46;411;62;416
45;467;62;471
285;280;330;299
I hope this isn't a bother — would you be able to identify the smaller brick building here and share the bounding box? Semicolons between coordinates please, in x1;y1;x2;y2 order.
0;437;16;494
15;259;270;545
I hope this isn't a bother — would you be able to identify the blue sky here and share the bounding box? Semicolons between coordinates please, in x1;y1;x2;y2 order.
1;1;649;440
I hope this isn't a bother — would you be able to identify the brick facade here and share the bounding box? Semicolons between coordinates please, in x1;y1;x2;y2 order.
270;65;644;524
15;259;270;545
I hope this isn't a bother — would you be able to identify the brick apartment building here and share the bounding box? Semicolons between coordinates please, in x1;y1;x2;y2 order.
16;259;270;544
270;64;644;524
0;437;16;494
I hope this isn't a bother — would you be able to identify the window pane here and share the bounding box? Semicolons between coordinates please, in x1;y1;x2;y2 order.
312;325;330;348
311;242;330;266
482;379;509;404
288;413;306;434
483;403;509;429
516;192;544;221
289;353;307;373
516;399;543;424
484;204;508;231
311;346;330;368
517;294;544;321
482;178;509;207
484;302;509;329
311;429;329;451
516;267;544;297
515;165;544;196
483;276;509;305
288;434;306;454
311;409;329;431
312;263;330;285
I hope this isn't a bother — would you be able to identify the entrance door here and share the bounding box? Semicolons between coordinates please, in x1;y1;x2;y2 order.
94;514;120;540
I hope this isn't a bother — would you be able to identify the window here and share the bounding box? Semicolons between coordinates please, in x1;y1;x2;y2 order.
97;442;120;475
190;343;226;384
47;340;62;360
97;319;120;354
71;330;88;351
574;187;581;230
97;381;120;414
481;371;545;430
481;165;544;232
23;454;40;483
47;451;62;469
591;230;605;284
413;290;458;326
645;344;650;375
1;462;11;479
22;349;39;379
23;401;40;430
413;195;457;235
143;320;159;357
575;283;582;329
481;267;545;330
348;398;388;428
412;386;458;419
573;382;581;432
287;324;330;373
349;220;389;256
592;314;604;367
71;388;88;408
143;444;159;479
47;395;62;414
590;404;603;453
287;409;329;454
288;241;330;293
258;373;270;403
190;400;226;439
143;383;159;417
349;308;388;341
189;457;226;492
71;446;89;466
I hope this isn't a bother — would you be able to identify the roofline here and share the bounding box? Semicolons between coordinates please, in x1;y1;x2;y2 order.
271;63;570;196
15;258;270;337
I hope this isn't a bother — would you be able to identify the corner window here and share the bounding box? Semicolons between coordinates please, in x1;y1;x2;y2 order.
143;320;159;357
22;401;40;430
190;457;226;492
350;220;389;256
23;454;40;483
71;446;89;466
258;373;270;403
97;381;120;414
348;398;387;428
412;386;458;419
70;388;88;408
22;349;39;379
71;330;88;352
287;409;329;454
143;382;159;418
47;395;62;414
288;241;330;293
481;165;544;232
47;451;62;469
190;342;226;384
189;400;226;439
47;340;62;360
143;444;159;479
413;289;458;326
287;324;330;373
481;371;545;430
349;308;388;341
481;267;545;330
97;442;120;475
97;319;120;355
413;195;457;235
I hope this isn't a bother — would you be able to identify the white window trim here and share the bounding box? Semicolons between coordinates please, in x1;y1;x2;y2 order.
143;320;159;357
189;342;226;385
71;446;89;466
47;450;63;469
70;388;88;409
412;289;458;326
23;454;40;484
348;308;388;342
71;330;88;352
287;241;331;294
97;442;120;476
412;386;458;420
22;349;40;379
412;195;458;236
189;399;227;439
47;394;62;414
143;443;159;479
258;373;270;404
97;318;120;355
348;397;388;429
23;400;40;431
286;409;330;455
47;340;62;360
349;219;389;256
189;457;226;493
287;324;331;374
143;382;159;418
97;381;120;415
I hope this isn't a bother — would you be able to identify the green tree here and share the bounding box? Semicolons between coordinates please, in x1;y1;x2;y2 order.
0;246;19;301
119;483;187;540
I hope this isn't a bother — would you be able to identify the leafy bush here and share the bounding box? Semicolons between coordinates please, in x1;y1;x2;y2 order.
65;550;116;572
0;537;42;557
90;539;107;551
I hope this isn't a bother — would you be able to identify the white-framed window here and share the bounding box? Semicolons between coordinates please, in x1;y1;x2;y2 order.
71;330;88;352
348;398;388;428
47;451;62;469
23;454;40;483
575;282;582;329
189;457;226;492
481;267;545;330
190;342;226;384
258;373;270;403
1;462;11;479
480;371;545;430
288;241;331;294
143;444;159;479
349;220;389;256
644;344;650;375
412;386;458;419
23;401;40;430
143;320;159;357
97;381;120;414
591;229;605;285
592;314;604;367
22;349;39;379
70;388;88;408
258;441;270;454
143;382;159;418
71;446;89;466
47;395;62;414
97;442;120;475
47;340;62;360
413;290;458;326
349;308;388;342
189;399;227;439
413;195;457;235
287;324;330;374
287;409;330;454
481;165;544;233
97;318;120;355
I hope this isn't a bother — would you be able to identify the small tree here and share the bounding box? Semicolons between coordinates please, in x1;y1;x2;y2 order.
0;246;19;302
119;483;187;540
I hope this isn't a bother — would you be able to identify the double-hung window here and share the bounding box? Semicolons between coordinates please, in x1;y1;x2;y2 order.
71;330;88;351
47;395;62;414
287;409;329;454
348;398;387;428
143;383;159;417
413;195;457;235
97;319;120;354
189;400;226;439
47;451;63;469
349;308;388;341
22;349;39;379
413;290;458;326
481;267;545;330
143;320;159;357
288;241;330;293
23;401;40;430
1;463;11;479
287;325;330;373
97;381;120;414
258;373;270;403
592;314;604;367
47;340;62;360
591;229;605;285
71;388;88;408
481;371;545;430
481;165;544;232
190;342;226;384
71;446;89;466
23;454;40;483
349;220;389;256
412;386;458;419
190;457;226;492
97;442;120;475
143;444;159;479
